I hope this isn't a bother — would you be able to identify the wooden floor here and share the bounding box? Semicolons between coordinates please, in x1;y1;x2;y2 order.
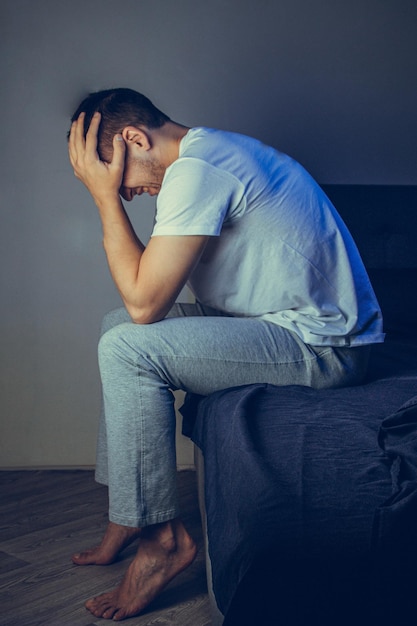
0;469;212;626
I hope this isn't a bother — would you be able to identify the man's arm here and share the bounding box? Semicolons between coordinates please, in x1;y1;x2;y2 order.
68;112;208;324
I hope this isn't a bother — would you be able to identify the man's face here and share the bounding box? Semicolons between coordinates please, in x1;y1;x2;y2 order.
119;151;165;202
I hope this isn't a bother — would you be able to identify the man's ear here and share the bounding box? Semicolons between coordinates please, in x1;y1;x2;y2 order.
122;126;151;151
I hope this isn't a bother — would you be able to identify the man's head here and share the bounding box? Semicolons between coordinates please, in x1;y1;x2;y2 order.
70;88;171;163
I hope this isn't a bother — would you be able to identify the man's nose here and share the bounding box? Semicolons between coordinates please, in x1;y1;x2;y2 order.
120;187;135;201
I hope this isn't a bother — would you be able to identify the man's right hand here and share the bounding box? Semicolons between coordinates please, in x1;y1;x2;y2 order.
68;111;126;207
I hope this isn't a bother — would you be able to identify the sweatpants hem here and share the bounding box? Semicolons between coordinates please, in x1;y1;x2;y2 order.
109;508;180;528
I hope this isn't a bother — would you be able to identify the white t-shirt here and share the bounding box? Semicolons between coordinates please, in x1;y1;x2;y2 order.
152;127;384;347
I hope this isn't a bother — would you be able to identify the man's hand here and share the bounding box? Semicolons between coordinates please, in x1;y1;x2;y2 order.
68;112;126;206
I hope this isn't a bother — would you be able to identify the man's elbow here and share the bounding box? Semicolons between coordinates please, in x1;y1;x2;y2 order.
127;304;166;325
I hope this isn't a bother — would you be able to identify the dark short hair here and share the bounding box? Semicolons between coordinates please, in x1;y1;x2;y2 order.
69;88;170;160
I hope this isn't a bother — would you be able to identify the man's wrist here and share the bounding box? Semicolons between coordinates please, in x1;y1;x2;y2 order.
94;192;123;211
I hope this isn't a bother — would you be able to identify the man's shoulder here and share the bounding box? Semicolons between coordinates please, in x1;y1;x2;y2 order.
161;155;244;197
181;126;261;153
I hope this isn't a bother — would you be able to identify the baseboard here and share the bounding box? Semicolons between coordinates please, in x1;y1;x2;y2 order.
0;465;96;471
0;463;196;472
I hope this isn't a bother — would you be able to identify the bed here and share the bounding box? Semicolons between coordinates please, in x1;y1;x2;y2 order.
181;185;417;626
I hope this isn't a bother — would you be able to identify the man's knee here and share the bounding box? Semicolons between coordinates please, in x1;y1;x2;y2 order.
98;322;154;372
98;323;132;371
98;323;166;390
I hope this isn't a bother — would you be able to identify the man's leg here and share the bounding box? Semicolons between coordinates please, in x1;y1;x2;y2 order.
94;304;224;489
72;307;140;567
80;307;369;619
72;304;222;567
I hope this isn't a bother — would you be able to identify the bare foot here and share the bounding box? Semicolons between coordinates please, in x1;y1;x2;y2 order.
72;521;141;566
84;518;197;620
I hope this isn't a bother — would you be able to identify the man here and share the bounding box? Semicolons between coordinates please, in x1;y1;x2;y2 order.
68;88;384;621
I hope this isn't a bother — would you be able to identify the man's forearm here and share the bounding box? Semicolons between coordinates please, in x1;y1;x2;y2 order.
96;195;209;326
97;196;146;312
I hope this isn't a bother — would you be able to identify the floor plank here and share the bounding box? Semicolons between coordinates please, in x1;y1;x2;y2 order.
0;470;212;626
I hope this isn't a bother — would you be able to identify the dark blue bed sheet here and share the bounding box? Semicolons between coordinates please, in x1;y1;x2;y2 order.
182;336;417;625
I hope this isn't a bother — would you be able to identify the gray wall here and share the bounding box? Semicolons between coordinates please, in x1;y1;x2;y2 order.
1;0;416;468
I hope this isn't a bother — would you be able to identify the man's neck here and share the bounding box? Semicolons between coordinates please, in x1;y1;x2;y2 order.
153;121;190;169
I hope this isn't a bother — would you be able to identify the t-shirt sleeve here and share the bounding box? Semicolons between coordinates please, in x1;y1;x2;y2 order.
152;157;245;237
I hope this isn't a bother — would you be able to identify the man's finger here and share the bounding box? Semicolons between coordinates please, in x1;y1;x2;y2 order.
68;113;86;163
111;134;126;171
69;120;83;165
74;112;86;145
85;111;101;155
68;121;77;163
